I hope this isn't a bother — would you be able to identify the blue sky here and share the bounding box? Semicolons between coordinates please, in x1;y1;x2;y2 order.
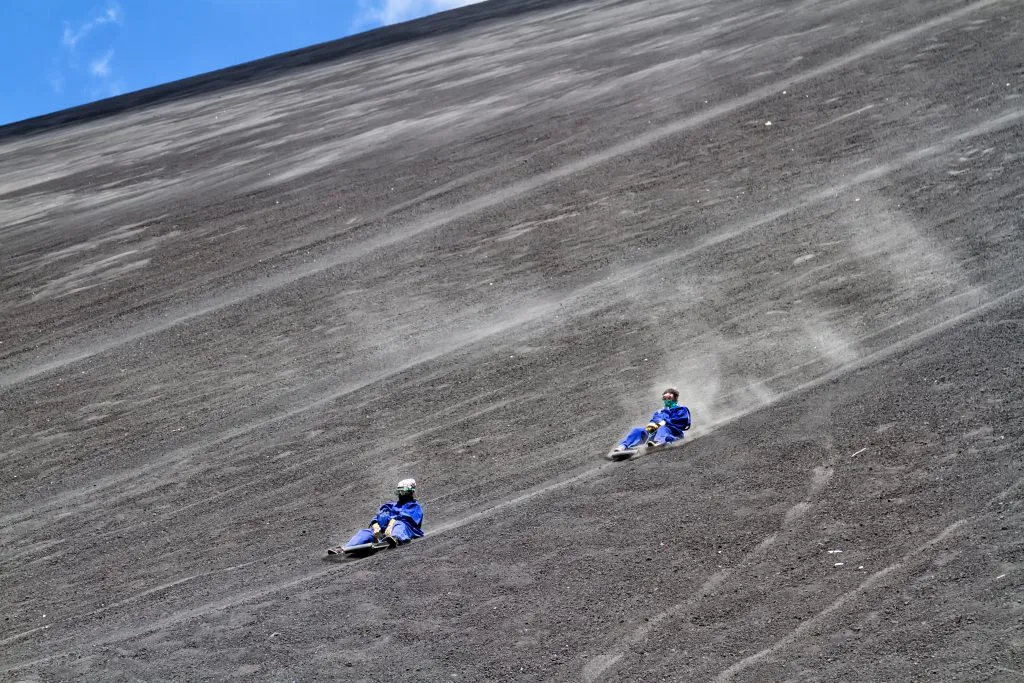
0;0;486;126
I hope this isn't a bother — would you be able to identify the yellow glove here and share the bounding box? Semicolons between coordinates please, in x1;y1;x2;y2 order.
646;423;658;433
370;522;383;541
385;519;397;536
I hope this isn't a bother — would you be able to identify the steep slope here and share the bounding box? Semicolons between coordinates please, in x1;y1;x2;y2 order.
1;0;1022;680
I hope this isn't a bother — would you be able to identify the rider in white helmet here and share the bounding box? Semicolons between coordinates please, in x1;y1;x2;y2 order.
335;478;424;553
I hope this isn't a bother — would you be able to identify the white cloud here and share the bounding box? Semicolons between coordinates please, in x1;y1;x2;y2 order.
356;0;488;29
89;50;114;78
52;3;125;104
62;2;123;49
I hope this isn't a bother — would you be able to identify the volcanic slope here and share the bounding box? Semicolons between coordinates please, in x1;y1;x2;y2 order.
2;0;1023;680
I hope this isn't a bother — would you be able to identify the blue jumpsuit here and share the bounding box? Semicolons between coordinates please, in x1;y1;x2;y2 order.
345;499;424;547
619;404;691;448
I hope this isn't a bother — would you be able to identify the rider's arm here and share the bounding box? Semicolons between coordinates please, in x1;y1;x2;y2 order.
373;503;395;527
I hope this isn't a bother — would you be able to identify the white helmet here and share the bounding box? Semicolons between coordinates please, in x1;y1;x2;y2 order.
395;478;416;497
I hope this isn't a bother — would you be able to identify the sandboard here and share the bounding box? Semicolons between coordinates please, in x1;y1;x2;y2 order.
605;439;686;461
325;540;390;557
605;447;639;461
